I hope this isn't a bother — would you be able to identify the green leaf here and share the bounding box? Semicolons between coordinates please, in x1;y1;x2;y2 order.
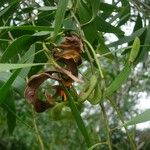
19;44;35;78
33;31;51;36
0;72;25;96
77;0;91;24
0;0;20;25
0;25;54;31
0;0;20;17
0;44;43;134
90;0;99;19
0;35;36;62
133;14;143;32
64;87;92;148
0;63;47;73
97;32;113;59
108;27;146;47
63;18;77;30
104;63;132;97
77;0;97;43
124;109;150;126
121;14;144;56
82;23;97;43
0;32;50;63
53;0;69;39
94;16;124;37
100;2;120;13
1;89;16;134
38;6;57;11
0;69;21;104
82;0;100;25
117;0;130;26
7;106;16;134
136;25;150;63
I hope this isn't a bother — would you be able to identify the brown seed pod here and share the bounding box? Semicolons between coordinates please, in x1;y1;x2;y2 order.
53;34;83;85
24;71;62;112
24;34;84;113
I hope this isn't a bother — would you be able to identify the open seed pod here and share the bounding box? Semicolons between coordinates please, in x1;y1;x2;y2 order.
53;34;83;85
24;34;84;113
24;71;64;112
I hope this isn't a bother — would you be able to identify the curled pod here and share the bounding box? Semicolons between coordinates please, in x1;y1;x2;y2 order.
80;74;97;102
87;82;102;105
24;71;64;113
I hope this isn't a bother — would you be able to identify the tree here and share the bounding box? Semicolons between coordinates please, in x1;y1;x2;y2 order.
0;0;150;149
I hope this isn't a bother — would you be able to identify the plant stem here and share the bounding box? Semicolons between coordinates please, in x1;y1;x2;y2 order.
84;39;104;79
108;97;137;150
70;10;94;73
100;103;112;150
32;108;45;150
88;141;108;150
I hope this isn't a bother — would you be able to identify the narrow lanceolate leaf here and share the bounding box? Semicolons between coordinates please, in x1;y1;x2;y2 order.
104;63;132;97
95;16;124;36
136;26;150;63
0;69;20;104
1;90;16;134
53;0;69;39
129;37;140;63
100;2;120;13
33;31;51;36
0;72;25;96
0;35;35;62
0;45;40;132
0;63;47;72
38;6;57;11
108;27;146;47
77;0;91;24
0;0;20;24
0;32;52;63
117;0;130;26
19;44;35;78
0;25;54;31
123;109;150;127
90;0;100;18
64;87;92;148
82;0;100;25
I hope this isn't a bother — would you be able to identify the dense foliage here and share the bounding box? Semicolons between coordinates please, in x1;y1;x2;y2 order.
0;0;150;149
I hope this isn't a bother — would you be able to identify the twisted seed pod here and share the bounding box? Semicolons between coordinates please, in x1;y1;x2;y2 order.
25;71;63;112
24;35;84;113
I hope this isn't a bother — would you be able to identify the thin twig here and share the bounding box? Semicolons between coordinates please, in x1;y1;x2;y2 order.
84;39;104;79
32;108;45;150
108;97;137;150
0;39;11;42
2;102;44;136
100;103;112;150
